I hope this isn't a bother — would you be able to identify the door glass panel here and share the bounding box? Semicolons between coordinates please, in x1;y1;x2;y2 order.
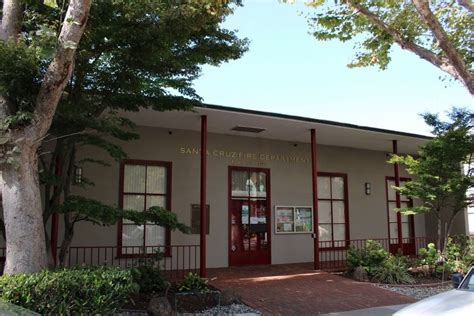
331;177;344;199
402;223;411;239
318;177;331;199
389;223;398;243
319;224;332;241
388;202;398;222
332;201;345;223
387;180;396;201
318;201;331;223
124;165;146;193
146;166;166;194
231;171;249;197
333;224;345;241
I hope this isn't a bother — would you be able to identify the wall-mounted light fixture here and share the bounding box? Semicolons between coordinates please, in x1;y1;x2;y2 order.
74;166;83;184
365;182;371;195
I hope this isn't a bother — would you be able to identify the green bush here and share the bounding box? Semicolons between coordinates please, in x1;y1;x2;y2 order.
178;272;209;292
372;256;415;285
347;240;389;276
418;242;439;275
131;250;168;293
0;267;138;315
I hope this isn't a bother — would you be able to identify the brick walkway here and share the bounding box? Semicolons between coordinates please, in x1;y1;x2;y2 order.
209;263;415;315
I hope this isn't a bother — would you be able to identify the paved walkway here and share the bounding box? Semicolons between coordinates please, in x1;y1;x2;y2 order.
209;263;415;315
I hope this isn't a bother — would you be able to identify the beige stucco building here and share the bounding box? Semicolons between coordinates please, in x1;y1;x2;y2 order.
15;105;471;272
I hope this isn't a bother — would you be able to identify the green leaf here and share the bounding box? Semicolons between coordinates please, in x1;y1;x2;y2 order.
44;0;58;9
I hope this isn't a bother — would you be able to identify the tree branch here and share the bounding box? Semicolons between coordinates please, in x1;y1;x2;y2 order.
457;0;474;13
346;0;473;94
29;0;92;141
412;0;473;95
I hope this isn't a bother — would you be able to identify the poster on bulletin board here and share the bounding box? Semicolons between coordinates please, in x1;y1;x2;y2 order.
275;206;313;234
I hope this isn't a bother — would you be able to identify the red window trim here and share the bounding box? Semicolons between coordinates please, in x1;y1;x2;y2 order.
317;172;350;251
117;159;172;258
385;176;416;241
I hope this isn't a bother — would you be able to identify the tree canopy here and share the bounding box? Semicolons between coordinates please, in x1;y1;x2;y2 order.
304;0;473;94
390;108;473;249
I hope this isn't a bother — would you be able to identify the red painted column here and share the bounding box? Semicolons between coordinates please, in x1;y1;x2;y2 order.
50;158;61;265
200;115;208;277
392;140;403;253
311;129;320;270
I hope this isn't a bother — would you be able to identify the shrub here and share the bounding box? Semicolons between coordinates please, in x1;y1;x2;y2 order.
178;272;209;292
418;243;439;275
0;266;138;315
372;256;415;285
131;250;168;293
347;240;389;276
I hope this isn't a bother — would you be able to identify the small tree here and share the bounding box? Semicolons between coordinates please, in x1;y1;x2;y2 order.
390;108;473;251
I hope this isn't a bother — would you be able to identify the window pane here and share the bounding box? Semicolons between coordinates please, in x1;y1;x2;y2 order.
332;201;345;223
232;171;249;197
248;172;263;198
146;195;166;209
387;180;396;201
122;224;144;247
124;165;146;193
123;195;145;224
318;177;331;199
319;224;332;241
389;223;398;242
333;224;345;241
402;223;411;239
257;172;267;197
318;201;331;223
145;224;165;247
400;180;410;202
146;166;166;194
388;202;398;222
331;177;344;199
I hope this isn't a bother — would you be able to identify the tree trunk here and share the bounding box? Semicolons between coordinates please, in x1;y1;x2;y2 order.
0;141;47;274
58;214;74;267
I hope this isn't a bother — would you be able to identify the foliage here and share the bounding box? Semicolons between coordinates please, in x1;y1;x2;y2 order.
0;267;138;314
389;108;473;250
178;272;209;292
346;240;389;276
301;0;474;92
131;250;169;294
372;255;415;285
418;242;440;275
417;237;473;276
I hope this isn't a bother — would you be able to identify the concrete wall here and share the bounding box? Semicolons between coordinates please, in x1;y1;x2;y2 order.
61;125;435;268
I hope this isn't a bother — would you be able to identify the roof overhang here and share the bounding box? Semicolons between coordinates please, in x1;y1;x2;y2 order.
121;104;431;155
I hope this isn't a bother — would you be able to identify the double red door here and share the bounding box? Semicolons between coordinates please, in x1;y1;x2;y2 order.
229;167;271;266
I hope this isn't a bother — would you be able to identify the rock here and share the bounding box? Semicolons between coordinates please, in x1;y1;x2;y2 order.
220;289;242;305
147;296;174;316
353;266;369;282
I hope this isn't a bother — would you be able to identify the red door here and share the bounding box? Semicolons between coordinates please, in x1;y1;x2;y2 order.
229;167;271;266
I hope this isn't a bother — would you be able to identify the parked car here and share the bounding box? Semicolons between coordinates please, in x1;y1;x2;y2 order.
394;266;474;316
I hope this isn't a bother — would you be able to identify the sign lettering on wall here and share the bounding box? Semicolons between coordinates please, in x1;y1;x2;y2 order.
179;147;310;166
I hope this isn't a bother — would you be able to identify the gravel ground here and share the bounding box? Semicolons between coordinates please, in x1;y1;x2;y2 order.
376;283;453;300
181;303;262;316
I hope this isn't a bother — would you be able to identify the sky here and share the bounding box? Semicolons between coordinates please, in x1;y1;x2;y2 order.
192;0;473;136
